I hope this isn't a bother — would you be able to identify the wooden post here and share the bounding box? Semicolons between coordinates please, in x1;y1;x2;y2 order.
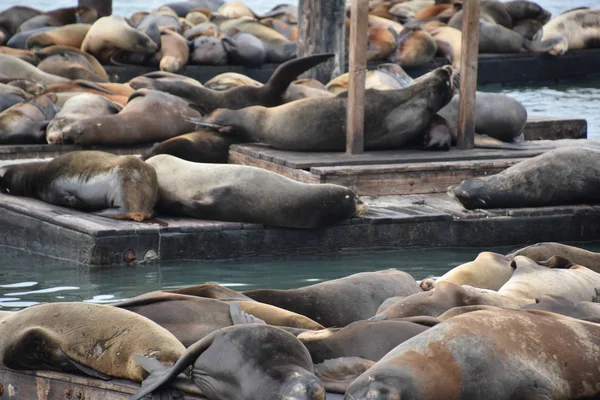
78;0;112;17
345;0;369;155
297;0;345;83
456;0;480;149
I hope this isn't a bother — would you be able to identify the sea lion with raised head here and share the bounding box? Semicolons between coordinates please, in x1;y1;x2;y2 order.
0;151;158;221
0;92;57;144
131;324;325;400
0;302;184;382
346;306;600;400
145;154;368;229
55;89;201;146
507;242;600;273
192;65;454;151
244;270;421;327
449;147;600;209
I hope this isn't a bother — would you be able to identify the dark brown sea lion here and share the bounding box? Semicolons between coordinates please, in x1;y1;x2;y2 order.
507;242;600;273
0;151;159;221
6;26;56;49
0;92;57;144
192;65;454;151
140;129;242;163
346;306;600;400
56;89;201;146
449;147;600;209
0;6;42;44
244;270;421;327
131;324;325;400
35;45;109;82
145;154;368;229
0;302;184;382
222;30;267;66
17;7;97;33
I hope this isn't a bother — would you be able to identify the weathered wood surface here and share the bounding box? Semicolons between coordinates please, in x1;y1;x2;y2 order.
78;0;112;17
298;0;346;82
103;49;600;85
456;0;480;149
523;115;587;140
0;144;151;160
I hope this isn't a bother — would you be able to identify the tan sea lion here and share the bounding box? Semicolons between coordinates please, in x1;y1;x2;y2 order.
17;7;97;33
258;4;298;24
283;79;335;102
47;80;128;105
498;256;600;301
366;14;404;35
192;65;454;151
128;70;203;91
0;46;39;65
415;4;454;20
0;302;184;382
392;25;437;67
217;1;256;19
81;15;159;64
0;53;68;85
244;270;421;327
35;45;109;82
56;89;201;146
326;63;413;94
167;283;253;300
0;92;57;144
507;242;600;273
158;27;189;72
539;8;600;56
259;17;297;40
185;11;209;25
449;147;600;209
346;306;600;399
145;154;368;229
131;324;325;400
203;72;261;90
183;22;219;39
46;93;122;144
140;129;243;163
0;151;159;221
6;26;56;49
25;23;91;49
423;21;462;70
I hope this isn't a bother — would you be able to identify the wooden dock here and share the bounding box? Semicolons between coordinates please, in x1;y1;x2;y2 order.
104;49;600;85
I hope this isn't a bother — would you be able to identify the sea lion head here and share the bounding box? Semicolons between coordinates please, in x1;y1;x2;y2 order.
57;120;87;144
448;179;490;209
346;367;414;400
547;35;568;56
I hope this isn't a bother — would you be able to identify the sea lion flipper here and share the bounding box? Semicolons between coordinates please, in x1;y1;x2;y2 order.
264;53;334;97
229;303;266;325
314;357;376;394
523;36;563;53
186;103;210;116
367;314;388;321
59;350;112;381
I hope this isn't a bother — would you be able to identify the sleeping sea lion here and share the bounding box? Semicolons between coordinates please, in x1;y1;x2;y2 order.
392;25;437;67
203;72;261;90
507;242;600;273
35;45;109;82
0;6;42;44
0;46;39;65
521;294;600;321
0;53;68;85
539;8;600;56
145;154;368;229
25;23;91;49
0;92;57;144
17;6;97;32
189;35;228;65
222;30;267;66
0;151;158;222
158;27;189;72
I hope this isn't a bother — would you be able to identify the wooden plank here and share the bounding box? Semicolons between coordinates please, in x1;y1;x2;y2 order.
297;0;346;82
228;150;321;183
345;0;368;155
457;0;480;149
523;115;587;140
78;0;112;17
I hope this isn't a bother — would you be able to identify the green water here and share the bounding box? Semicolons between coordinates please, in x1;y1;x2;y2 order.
2;242;600;310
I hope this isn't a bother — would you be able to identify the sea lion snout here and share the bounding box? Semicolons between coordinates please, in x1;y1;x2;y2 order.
281;377;326;400
354;198;369;217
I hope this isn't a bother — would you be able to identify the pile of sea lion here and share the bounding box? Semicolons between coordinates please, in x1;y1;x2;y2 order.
0;1;599;75
2;241;600;399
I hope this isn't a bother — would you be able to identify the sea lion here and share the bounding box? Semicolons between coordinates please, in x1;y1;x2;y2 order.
162;2;198;17
359;24;397;61
128;70;203;91
146;53;333;113
136;12;181;34
56;89;201;146
193;65;454;151
539;8;600;56
258;4;298;24
47;80;129;105
512;18;545;41
0;46;39;65
81;15;159;64
346;306;600;400
259;17;298;40
140;129;242;163
25;23;91;49
189;35;228;65
0;92;57;144
17;7;97;33
392;25;437;67
326;63;413;94
504;0;551;25
6;26;57;49
35;45;109;82
217;1;256;19
145;154;368;229
522;294;600;321
497;256;600;301
183;22;219;40
507;242;600;273
0;151;159;221
423;21;462;70
203;72;261;90
0;302;184;382
421;251;515;291
0;53;68;85
158;27;189;72
375;281;533;319
167;283;253;300
366;14;404;35
185;11;209;25
449;147;600;209
0;6;42;43
46;93;122;144
222;30;267;66
448;0;514;29
244;270;421;327
0;83;30;111
0;78;47;96
415;3;454;20
131;324;325;400
283;79;336;102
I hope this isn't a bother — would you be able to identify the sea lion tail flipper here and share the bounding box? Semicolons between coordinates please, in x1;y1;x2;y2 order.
367;314;388;321
314;357;376;394
229;303;266;325
474;134;527;150
265;53;334;95
183;115;228;132
58;350;113;380
522;36;564;53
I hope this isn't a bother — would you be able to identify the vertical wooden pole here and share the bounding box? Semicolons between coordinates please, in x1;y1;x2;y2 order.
298;0;345;83
345;0;368;155
78;0;112;17
457;0;480;149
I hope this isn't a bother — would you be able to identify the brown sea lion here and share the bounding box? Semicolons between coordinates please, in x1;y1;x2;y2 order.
25;23;91;49
259;17;297;40
498;256;600;301
185;11;210;25
243;270;421;327
326;63;413;94
507;242;600;273
145;154;368;229
0;46;39;65
392;25;437;67
0;53;68;85
283;79;335;102
0;6;42;44
131;324;325;400
449;147;600;209
140;129;242;163
423;21;462;70
0;92;57;144
167;283;253;300
415;4;454;20
346;306;600;399
0;151;159;222
56;89;201;146
17;7;97;33
35;45;109;82
158;27;189;72
128;70;203;91
0;302;184;382
521;294;600;321
183;22;219;40
0;78;47;96
192;65;454;151
47;80;129;105
540;8;600;56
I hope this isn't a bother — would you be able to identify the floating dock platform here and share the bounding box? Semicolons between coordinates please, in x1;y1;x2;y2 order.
1;139;600;268
104;49;600;85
